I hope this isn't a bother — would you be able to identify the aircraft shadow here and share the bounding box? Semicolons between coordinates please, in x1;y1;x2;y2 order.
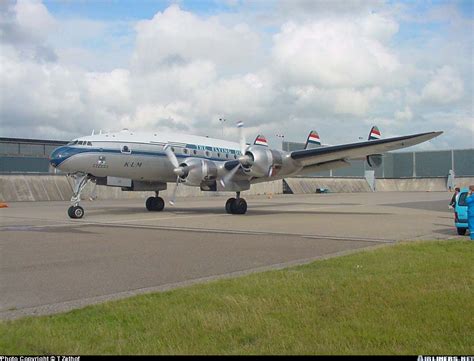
88;206;390;217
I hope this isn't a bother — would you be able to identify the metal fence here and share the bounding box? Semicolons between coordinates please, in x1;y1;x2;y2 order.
1;137;472;177
283;141;474;178
0;138;66;173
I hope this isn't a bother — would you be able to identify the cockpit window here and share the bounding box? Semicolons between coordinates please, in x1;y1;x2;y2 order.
87;141;92;146
67;140;79;145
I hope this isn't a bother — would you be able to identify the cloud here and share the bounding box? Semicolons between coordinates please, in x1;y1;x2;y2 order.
14;0;56;39
0;0;57;62
394;106;413;121
272;14;399;88
0;1;472;150
132;5;262;74
421;66;464;105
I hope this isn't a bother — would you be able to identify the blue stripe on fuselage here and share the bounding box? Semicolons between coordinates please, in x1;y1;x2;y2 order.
50;146;237;167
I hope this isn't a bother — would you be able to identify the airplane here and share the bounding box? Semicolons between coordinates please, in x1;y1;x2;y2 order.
49;122;442;219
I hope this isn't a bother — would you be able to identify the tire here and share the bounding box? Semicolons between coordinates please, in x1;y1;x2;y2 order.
73;206;84;219
457;228;467;236
146;197;154;211
225;198;236;214
147;197;165;211
153;197;165;211
68;206;76;219
231;198;247;215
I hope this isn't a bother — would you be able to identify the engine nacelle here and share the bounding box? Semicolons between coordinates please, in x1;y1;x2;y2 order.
179;158;218;186
243;146;283;178
367;154;383;168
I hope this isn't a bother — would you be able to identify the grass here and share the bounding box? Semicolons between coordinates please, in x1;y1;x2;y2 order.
1;240;473;355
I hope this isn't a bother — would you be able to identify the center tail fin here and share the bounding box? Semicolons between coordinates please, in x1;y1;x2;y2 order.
305;130;321;149
367;126;383;167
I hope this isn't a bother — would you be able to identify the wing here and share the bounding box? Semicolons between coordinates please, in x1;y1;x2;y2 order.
290;131;442;167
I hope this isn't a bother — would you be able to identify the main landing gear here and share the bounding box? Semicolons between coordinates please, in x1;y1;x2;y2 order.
68;173;90;219
225;192;247;215
146;191;165;212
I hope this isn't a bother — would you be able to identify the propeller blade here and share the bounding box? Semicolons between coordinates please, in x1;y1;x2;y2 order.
169;176;180;205
219;164;241;188
268;167;274;177
237;121;246;156
164;144;179;168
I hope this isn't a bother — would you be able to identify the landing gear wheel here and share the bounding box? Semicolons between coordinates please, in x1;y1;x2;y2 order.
457;228;467;235
232;198;247;215
68;205;84;219
146;196;165;211
225;198;236;214
68;206;75;218
226;198;247;214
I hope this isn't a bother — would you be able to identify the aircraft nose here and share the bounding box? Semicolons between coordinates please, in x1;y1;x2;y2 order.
49;146;67;168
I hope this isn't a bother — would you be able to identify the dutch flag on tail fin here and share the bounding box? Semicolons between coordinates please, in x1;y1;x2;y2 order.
254;135;268;147
368;126;381;140
305;130;321;149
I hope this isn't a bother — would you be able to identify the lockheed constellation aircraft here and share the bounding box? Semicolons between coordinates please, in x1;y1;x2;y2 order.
49;123;442;218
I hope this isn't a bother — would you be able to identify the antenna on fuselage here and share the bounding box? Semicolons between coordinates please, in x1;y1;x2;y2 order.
91;129;95;135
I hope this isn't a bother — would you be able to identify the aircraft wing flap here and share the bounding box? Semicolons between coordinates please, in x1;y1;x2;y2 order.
291;131;442;167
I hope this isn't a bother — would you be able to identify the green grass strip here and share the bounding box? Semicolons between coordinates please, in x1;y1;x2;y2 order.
1;240;473;355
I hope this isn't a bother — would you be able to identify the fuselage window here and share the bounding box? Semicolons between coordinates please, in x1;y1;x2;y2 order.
193;150;197;155
233;154;237;159
183;148;188;155
225;154;229;159
121;145;131;154
171;147;175;153
205;151;211;158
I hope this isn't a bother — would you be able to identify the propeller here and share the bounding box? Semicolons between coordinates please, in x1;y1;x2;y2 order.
164;144;189;205
219;121;253;188
169;176;180;206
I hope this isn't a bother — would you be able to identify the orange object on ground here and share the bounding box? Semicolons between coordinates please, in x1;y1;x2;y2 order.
0;203;8;208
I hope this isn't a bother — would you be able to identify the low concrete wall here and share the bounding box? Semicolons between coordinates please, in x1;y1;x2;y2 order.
285;177;372;193
1;175;473;202
0;175;282;202
376;177;474;192
0;175;72;202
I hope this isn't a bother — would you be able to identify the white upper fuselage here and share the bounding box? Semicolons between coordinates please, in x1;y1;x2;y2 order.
50;129;257;182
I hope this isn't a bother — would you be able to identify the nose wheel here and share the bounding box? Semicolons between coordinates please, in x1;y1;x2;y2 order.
68;205;85;219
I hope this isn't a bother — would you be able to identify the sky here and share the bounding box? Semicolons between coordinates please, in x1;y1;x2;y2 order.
0;0;473;150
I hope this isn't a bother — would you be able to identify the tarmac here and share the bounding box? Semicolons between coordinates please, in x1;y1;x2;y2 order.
0;191;462;320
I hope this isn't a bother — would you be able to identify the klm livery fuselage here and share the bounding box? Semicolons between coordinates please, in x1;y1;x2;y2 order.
50;130;247;182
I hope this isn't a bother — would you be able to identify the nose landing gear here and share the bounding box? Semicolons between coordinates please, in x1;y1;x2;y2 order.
67;173;90;219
